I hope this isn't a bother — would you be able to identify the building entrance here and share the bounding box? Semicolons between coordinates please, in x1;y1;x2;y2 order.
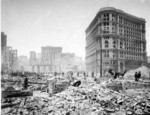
120;62;124;72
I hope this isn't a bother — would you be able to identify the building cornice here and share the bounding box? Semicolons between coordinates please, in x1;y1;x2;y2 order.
86;7;146;33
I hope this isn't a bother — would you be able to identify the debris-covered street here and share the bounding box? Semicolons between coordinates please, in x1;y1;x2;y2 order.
1;66;150;115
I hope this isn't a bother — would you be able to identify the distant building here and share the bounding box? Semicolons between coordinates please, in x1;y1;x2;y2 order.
74;56;82;65
41;46;62;72
36;53;41;63
1;32;18;72
74;56;85;71
60;53;75;72
1;32;7;70
85;7;147;75
11;50;18;72
41;46;62;63
18;55;29;66
1;32;7;51
19;55;28;61
30;51;36;65
18;55;31;72
2;46;18;72
2;47;13;72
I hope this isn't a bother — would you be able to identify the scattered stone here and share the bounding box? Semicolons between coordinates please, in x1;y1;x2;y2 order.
126;111;132;115
1;72;150;114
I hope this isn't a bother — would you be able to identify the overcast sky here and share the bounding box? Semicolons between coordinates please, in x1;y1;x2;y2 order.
1;0;150;59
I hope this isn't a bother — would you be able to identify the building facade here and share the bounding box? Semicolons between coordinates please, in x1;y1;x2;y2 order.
74;56;85;71
60;53;75;72
41;46;62;72
1;32;7;51
2;46;18;72
30;51;36;65
85;7;147;75
11;50;18;72
18;55;31;72
1;32;18;72
1;32;7;69
36;53;41;63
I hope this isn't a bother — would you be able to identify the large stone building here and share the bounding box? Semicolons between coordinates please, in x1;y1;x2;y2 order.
85;7;147;75
41;46;62;72
60;53;75;72
59;53;85;72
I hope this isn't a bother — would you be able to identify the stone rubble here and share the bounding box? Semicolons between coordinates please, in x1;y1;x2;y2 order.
2;74;150;115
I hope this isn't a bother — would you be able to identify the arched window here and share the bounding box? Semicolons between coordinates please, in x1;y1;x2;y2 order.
105;40;109;48
113;41;116;48
120;42;123;49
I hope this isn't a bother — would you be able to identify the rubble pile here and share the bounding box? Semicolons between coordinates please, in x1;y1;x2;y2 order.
1;76;23;91
1;74;49;92
124;66;150;80
2;77;150;115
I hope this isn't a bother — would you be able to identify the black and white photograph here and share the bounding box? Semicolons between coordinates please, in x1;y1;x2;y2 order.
1;0;150;114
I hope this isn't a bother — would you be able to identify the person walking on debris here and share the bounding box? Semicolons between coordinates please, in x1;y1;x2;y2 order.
134;72;138;81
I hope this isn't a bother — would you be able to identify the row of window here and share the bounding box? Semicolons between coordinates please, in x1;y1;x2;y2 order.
103;38;144;51
86;27;98;42
104;39;118;49
119;52;143;60
87;12;145;36
101;13;116;22
97;50;144;60
119;25;143;39
119;16;142;29
102;60;117;66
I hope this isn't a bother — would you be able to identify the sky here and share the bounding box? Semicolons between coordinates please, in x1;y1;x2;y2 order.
1;0;150;59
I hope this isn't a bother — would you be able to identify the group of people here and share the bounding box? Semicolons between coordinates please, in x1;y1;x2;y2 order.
134;71;141;81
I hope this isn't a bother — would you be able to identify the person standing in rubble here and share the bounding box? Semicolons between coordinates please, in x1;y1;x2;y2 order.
92;72;94;78
62;72;64;76
54;72;57;77
23;76;28;90
134;72;138;81
137;71;141;81
83;71;86;77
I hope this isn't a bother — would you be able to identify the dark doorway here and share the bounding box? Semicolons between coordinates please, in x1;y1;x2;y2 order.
120;62;124;72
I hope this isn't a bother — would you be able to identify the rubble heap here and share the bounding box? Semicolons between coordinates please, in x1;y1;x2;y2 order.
2;77;150;115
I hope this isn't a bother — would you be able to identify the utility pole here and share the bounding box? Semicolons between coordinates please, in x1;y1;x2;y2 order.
95;48;97;75
100;37;103;77
99;27;103;77
107;0;108;7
